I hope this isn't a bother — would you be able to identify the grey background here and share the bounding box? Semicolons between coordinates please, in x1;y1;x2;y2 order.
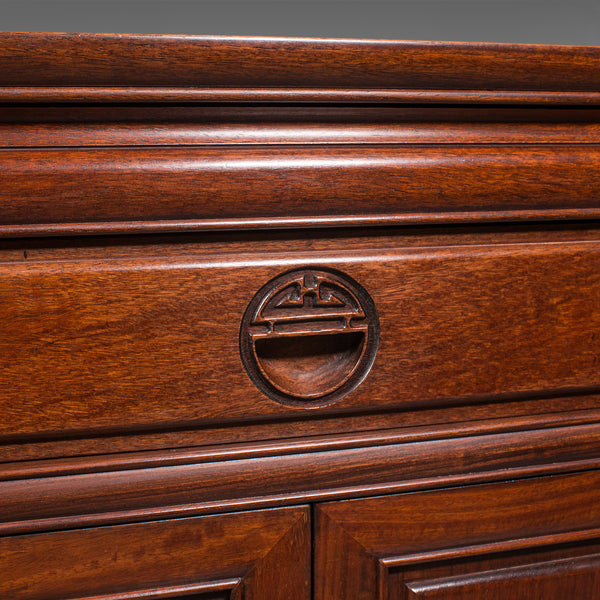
0;0;599;46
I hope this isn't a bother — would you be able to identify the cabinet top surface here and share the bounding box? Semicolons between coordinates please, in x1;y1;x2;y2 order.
2;32;600;238
1;32;599;93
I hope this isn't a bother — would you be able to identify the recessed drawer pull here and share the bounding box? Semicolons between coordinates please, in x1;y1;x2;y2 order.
239;268;379;406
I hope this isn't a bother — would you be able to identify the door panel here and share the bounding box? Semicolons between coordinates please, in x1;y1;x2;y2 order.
0;506;310;600
315;471;600;599
403;554;600;600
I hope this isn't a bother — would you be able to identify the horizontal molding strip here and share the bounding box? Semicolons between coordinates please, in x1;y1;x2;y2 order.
5;210;600;238
3;88;600;105
1;34;599;92
381;528;600;568
71;581;242;600
1;422;599;535
2;409;600;481
3;145;600;237
4;123;600;149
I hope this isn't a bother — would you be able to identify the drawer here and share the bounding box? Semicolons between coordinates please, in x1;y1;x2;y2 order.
2;234;600;441
0;506;310;600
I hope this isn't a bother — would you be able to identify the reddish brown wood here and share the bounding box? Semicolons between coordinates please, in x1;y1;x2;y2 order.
0;36;599;237
3;106;600;148
2;145;600;236
315;471;600;600
4;118;600;148
0;422;599;535
4;397;600;463
1;408;599;481
2;237;600;440
2;34;600;600
238;267;380;405
5;87;600;104
0;506;310;600
0;33;599;92
404;555;600;600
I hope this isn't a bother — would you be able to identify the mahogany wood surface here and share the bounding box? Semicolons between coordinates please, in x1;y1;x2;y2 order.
0;421;599;536
315;471;600;600
403;556;600;600
0;506;310;600
4;146;600;236
0;34;598;89
3;106;600;148
2;234;600;442
1;35;600;237
2;33;600;600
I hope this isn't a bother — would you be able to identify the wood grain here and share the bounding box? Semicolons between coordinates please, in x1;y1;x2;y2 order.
0;33;599;92
3;33;600;599
3;106;600;148
1;238;600;439
4;88;600;105
1;408;600;480
0;506;309;600
404;555;600;600
2;398;600;464
0;422;598;535
5;117;600;148
315;470;600;600
2;146;600;236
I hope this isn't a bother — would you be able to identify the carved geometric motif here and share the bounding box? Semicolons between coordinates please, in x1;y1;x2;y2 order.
240;267;379;405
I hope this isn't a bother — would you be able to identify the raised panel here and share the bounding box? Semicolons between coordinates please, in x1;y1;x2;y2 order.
0;506;309;600
315;471;600;600
66;581;241;600
404;554;600;599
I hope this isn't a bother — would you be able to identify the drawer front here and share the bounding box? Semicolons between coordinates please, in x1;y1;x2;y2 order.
0;506;309;600
315;470;600;600
1;238;600;439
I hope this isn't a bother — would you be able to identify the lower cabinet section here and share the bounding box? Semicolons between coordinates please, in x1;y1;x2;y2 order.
3;471;600;600
401;555;600;600
315;471;600;600
0;506;310;600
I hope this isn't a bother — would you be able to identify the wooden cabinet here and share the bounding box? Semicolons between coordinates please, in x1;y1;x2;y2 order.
316;472;600;599
1;32;600;599
0;507;310;600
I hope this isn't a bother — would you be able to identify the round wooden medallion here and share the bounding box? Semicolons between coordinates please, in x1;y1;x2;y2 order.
239;267;379;406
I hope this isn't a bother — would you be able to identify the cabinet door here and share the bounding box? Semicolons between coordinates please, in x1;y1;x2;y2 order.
315;471;600;600
0;506;309;600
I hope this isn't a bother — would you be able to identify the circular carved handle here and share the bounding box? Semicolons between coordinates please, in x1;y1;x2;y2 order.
239;267;379;406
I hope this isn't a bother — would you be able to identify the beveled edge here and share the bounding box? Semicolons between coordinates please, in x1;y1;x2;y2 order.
1;420;599;536
0;33;599;101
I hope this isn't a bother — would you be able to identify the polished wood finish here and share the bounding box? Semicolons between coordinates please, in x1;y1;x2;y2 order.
315;471;600;599
0;506;310;600
13;34;593;88
2;235;600;443
3;106;600;150
5;145;600;236
1;34;600;103
1;422;599;535
1;33;600;599
2;35;600;237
